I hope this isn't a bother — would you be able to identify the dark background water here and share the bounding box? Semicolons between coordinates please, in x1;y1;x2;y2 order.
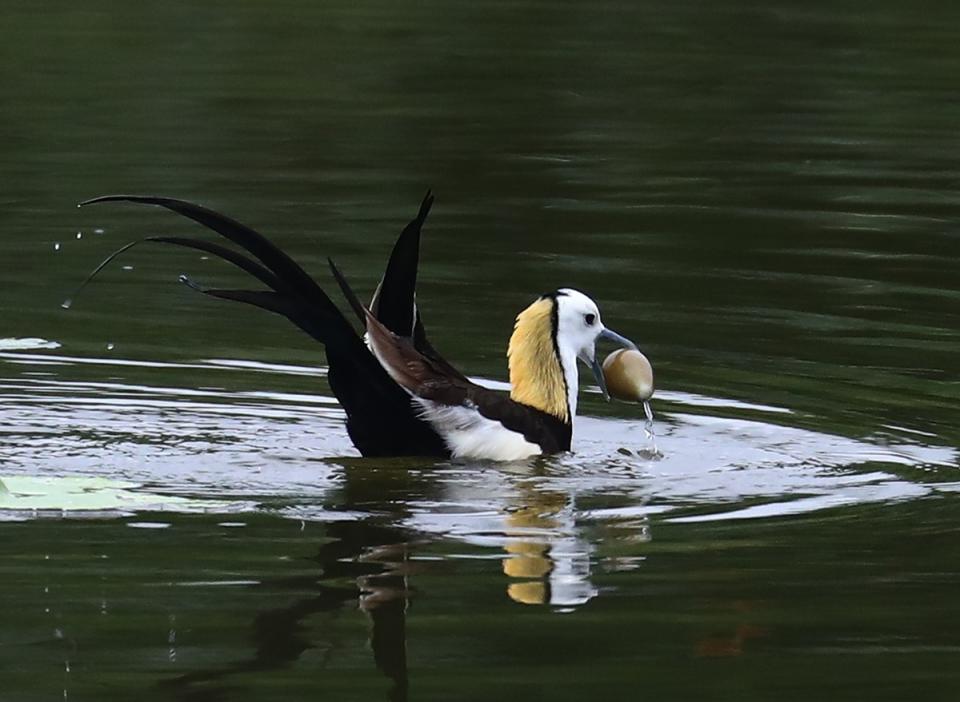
1;1;958;700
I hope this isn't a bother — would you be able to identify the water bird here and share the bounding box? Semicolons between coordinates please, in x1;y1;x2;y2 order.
71;193;641;461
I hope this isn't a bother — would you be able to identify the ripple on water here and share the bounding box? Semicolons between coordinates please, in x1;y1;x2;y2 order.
0;350;955;539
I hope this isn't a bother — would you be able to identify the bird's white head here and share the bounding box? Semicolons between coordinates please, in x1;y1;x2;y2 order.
508;288;636;423
554;288;637;415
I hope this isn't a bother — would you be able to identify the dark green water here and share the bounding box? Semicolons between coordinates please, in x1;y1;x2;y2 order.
1;1;959;700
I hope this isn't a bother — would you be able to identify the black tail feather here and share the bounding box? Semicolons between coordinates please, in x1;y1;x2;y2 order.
78;195;360;346
64;236;286;311
155;237;285;290
74;193;451;458
177;277;295;318
370;190;433;337
177;280;340;345
327;258;368;329
80;195;320;301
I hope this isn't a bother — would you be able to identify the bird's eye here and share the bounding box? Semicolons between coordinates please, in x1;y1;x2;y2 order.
584;313;596;326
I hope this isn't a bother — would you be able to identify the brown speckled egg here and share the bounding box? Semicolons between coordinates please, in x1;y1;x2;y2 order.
602;349;654;402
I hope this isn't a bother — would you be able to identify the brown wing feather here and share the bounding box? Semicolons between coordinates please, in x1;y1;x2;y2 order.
365;310;572;453
364;308;441;393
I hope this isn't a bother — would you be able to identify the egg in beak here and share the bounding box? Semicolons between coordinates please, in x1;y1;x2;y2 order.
602;348;654;402
580;328;640;401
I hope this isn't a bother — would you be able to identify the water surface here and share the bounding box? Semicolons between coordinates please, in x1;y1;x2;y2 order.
1;1;958;700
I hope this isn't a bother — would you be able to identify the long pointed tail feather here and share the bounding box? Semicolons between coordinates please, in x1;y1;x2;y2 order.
63;236;286;309
74;193;451;457
77;195;361;347
177;276;340;345
370;190;433;337
177;277;296;318
327;257;369;329
79;195;321;302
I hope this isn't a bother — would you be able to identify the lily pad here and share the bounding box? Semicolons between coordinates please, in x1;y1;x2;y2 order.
0;476;237;517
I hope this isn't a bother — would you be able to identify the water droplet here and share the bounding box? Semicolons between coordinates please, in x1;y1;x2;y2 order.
54;243;61;251
61;299;73;310
75;232;82;240
642;401;661;457
106;343;115;351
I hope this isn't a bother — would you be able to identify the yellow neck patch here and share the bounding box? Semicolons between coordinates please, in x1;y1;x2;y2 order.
507;297;569;423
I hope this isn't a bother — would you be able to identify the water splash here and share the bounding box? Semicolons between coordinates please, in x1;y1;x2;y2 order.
642;401;661;458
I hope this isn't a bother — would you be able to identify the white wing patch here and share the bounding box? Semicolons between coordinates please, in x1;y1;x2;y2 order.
415;399;542;461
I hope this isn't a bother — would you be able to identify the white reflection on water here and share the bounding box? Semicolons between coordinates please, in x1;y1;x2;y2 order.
0;338;62;351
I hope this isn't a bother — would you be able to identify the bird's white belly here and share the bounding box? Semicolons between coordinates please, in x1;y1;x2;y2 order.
415;400;542;461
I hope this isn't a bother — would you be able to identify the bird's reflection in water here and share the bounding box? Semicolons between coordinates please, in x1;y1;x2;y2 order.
502;480;598;608
159;461;611;700
161;518;414;702
160;460;438;702
357;537;413;702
